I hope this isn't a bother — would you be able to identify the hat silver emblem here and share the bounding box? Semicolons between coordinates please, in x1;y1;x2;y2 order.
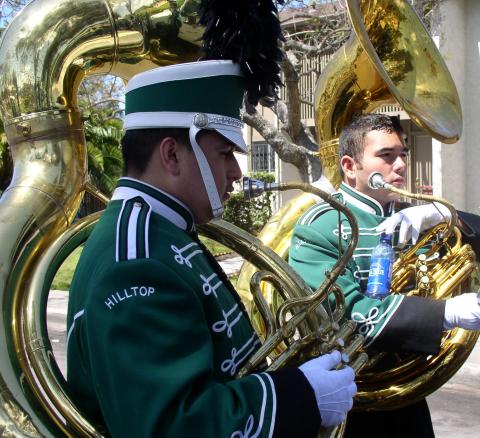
193;113;209;128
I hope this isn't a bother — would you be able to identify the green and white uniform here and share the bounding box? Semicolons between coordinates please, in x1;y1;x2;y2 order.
289;182;445;353
67;178;320;438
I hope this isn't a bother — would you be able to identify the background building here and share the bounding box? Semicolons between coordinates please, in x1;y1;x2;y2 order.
432;0;479;213
241;1;480;216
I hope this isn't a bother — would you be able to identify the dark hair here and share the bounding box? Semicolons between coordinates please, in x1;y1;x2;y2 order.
338;114;405;163
121;128;191;175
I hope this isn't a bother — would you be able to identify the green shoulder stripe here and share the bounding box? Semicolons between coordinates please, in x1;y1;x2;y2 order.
298;202;333;226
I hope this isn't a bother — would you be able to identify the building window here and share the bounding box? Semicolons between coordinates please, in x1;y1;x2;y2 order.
251;142;276;172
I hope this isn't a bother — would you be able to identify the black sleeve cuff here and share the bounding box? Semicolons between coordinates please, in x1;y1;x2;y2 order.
372;296;445;354
268;367;321;438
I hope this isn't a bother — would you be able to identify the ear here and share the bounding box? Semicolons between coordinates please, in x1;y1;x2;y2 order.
157;137;183;176
340;155;357;180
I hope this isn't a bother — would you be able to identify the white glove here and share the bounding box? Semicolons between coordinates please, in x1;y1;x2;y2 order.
299;350;357;427
444;293;480;330
376;203;451;248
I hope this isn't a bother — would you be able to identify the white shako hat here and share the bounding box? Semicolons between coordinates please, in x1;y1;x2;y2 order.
124;60;246;219
124;60;246;153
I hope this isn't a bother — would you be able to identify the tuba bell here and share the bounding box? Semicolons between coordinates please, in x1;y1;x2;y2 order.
316;0;462;187
237;0;476;412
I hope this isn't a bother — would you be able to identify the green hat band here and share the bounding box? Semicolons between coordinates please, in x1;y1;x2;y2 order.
125;75;244;119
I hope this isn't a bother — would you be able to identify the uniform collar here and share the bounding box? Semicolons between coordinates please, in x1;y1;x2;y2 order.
111;177;195;232
339;182;395;217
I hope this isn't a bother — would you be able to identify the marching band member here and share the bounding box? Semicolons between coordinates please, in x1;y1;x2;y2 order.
289;113;480;438
66;60;356;438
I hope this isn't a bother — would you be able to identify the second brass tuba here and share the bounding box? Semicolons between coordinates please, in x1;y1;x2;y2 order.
238;0;476;412
352;172;479;410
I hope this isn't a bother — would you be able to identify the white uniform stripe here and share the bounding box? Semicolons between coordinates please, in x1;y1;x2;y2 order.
115;199;128;262
251;374;268;438
263;373;277;438
300;204;323;225
66;309;85;347
300;204;331;226
127;203;141;260
112;181;192;231
144;207;152;258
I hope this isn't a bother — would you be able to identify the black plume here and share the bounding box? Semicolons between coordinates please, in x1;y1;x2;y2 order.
199;0;285;107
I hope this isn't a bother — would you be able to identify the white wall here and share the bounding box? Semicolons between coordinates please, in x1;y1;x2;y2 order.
436;0;469;211
235;151;248;177
463;0;480;213
438;0;480;214
277;160;303;207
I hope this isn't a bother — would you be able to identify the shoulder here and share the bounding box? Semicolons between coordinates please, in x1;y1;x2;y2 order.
112;196;196;264
296;193;345;228
73;256;201;328
113;196;156;262
72;198;201;302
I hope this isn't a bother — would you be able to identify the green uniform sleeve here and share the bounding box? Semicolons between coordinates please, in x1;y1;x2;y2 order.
74;258;320;438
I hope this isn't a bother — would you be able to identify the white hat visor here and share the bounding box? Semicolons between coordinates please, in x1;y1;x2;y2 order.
124;111;247;154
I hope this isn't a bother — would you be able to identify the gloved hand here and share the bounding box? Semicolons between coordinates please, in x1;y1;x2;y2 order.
299;350;357;427
444;292;480;330
376;203;451;248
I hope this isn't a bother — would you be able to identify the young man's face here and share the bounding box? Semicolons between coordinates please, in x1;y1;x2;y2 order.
343;129;408;207
181;131;242;224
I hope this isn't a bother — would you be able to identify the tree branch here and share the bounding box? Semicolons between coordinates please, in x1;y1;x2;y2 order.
243;102;321;181
284;27;350;55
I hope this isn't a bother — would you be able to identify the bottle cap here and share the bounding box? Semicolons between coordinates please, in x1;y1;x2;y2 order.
380;232;392;244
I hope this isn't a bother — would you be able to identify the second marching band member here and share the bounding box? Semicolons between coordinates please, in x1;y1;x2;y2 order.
289;113;480;438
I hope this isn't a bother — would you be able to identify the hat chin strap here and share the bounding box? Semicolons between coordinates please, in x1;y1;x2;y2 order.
189;126;224;219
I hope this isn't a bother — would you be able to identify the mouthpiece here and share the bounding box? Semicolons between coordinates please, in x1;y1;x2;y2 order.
242;177;279;201
368;172;387;190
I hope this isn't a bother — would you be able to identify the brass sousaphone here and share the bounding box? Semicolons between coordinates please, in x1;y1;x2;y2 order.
0;1;205;435
0;0;364;436
238;0;478;411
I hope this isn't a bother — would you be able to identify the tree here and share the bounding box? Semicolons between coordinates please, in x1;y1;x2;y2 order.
79;75;125;196
0;0;26;25
243;0;439;183
0;0;440;190
242;1;349;182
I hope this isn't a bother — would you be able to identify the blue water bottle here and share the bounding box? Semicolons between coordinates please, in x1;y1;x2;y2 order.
365;233;394;300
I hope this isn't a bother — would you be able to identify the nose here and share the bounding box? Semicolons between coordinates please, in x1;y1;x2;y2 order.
230;154;243;181
393;154;407;175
